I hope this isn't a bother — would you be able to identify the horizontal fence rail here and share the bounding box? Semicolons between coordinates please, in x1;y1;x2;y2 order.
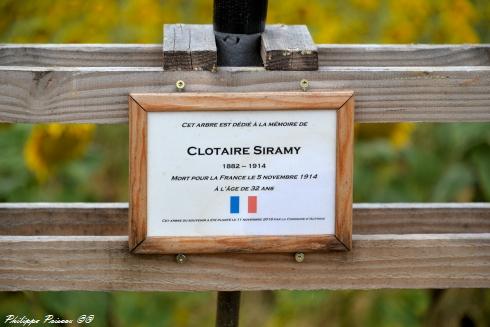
0;203;489;236
0;203;489;291
0;44;489;67
0;234;489;291
0;66;489;123
0;44;489;123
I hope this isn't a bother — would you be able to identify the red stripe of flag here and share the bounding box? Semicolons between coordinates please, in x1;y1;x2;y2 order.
248;196;257;214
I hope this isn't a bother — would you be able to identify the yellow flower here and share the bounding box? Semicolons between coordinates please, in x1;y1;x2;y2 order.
356;123;415;149
390;123;415;149
24;124;95;182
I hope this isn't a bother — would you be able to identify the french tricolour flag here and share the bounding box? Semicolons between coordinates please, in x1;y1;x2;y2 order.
230;196;257;214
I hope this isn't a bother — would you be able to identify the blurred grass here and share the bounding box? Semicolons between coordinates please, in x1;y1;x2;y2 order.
1;0;489;326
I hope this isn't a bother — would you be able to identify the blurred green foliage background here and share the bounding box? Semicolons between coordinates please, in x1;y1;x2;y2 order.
0;0;489;326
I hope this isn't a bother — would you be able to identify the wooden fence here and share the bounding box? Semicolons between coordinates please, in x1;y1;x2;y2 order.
0;44;489;291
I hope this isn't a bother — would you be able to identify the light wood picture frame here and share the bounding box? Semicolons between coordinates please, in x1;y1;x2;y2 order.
129;91;354;254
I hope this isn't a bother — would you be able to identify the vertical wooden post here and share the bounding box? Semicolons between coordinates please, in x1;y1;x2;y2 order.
215;291;241;327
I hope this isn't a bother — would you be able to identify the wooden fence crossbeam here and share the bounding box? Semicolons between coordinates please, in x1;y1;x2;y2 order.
0;203;488;236
0;66;489;123
0;234;488;291
0;44;489;67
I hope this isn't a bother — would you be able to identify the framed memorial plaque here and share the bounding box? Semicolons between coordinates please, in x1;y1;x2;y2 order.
129;91;353;254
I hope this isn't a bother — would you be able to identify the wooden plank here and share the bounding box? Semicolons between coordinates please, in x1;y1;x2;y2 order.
2;44;488;67
163;24;217;71
135;235;345;254
335;97;354;249
0;234;488;291
0;66;489;123
261;25;318;70
0;44;163;67
354;203;490;234
0;203;488;236
131;91;352;111
0;203;128;236
128;98;147;250
319;44;490;67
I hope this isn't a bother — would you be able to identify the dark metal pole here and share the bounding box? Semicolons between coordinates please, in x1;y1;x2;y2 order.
213;0;268;66
213;1;266;325
215;291;241;327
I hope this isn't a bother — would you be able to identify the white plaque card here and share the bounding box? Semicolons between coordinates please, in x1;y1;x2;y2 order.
147;110;337;237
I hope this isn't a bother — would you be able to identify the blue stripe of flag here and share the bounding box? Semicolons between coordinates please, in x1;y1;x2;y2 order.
230;196;239;214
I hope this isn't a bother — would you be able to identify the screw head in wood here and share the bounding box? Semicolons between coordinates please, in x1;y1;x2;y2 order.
294;252;305;263
300;79;309;91
176;253;187;264
175;80;186;91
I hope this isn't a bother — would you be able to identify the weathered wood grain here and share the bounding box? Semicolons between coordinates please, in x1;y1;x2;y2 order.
261;25;318;70
0;203;128;236
1;44;488;67
128;98;147;250
354;203;490;234
0;234;488;291
0;44;163;67
135;235;345;254
335;97;354;249
131;91;353;111
0;203;488;236
319;44;490;67
1;66;489;123
163;24;217;71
